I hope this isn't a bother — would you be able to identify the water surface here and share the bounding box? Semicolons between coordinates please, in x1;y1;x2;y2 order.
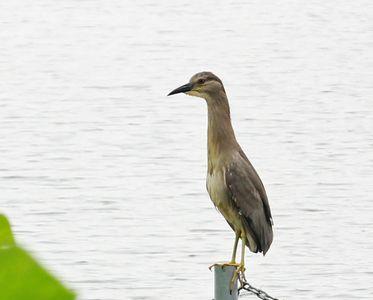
0;1;372;299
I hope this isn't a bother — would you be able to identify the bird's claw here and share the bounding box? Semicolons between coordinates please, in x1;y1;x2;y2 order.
208;262;246;294
229;264;246;294
208;262;240;271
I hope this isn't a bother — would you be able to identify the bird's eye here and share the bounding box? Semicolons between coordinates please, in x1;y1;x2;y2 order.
198;79;205;84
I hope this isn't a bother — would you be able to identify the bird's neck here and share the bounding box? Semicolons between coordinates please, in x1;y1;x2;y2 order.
207;93;238;173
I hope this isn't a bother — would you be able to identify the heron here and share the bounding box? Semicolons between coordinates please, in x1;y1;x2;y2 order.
168;72;273;286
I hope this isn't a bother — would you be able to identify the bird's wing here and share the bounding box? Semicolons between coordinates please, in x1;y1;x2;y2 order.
238;149;273;224
225;151;273;254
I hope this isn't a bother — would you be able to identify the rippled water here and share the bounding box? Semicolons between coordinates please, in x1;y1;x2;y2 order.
1;1;372;299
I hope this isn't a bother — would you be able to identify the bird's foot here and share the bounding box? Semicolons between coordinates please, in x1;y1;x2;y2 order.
208;262;246;294
208;261;240;271
230;264;246;293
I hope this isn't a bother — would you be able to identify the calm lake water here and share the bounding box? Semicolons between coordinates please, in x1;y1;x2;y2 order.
1;1;372;299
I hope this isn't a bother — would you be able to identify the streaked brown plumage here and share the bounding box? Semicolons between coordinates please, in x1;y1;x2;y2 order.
168;72;273;280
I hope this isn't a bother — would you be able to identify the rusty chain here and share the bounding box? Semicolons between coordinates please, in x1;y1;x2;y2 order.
239;282;280;300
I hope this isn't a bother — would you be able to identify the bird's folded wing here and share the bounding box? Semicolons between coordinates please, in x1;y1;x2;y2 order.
225;155;273;254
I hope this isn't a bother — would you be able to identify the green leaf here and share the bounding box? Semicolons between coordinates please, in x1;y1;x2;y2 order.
0;214;15;246
0;214;76;300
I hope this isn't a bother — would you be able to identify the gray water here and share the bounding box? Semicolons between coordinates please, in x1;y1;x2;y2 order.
1;1;372;299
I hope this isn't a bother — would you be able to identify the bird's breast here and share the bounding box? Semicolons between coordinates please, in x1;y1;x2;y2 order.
206;167;244;231
206;168;229;208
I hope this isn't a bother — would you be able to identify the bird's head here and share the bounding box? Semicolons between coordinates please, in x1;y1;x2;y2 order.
168;72;225;101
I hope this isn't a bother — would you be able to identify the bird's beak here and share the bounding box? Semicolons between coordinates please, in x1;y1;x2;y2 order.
167;83;193;96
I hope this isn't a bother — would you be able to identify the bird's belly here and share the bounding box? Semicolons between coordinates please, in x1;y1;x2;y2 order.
207;170;243;230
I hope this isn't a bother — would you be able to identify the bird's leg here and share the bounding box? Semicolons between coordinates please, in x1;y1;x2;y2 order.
230;232;240;264
209;232;240;270
238;234;247;282
230;234;247;292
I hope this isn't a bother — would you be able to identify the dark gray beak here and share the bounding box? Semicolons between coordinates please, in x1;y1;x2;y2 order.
167;82;193;96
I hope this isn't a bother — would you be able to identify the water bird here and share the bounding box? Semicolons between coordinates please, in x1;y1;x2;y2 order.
168;72;273;286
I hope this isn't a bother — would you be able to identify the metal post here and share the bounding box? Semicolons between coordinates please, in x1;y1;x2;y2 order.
213;264;238;300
